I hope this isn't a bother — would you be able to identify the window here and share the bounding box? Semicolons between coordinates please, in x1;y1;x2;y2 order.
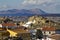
49;31;51;34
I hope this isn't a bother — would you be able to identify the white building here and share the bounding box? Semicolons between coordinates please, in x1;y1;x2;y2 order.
42;27;56;36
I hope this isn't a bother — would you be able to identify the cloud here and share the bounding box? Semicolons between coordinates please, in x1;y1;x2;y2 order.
21;0;55;9
45;4;60;13
21;0;60;13
22;0;53;5
0;5;9;9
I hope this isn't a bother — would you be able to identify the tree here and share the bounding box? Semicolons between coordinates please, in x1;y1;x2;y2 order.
0;31;10;40
17;37;23;40
4;18;13;23
36;29;43;39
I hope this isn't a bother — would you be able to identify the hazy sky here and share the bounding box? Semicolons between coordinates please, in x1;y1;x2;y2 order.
0;0;60;13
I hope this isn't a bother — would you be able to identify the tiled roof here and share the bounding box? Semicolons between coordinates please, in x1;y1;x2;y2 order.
42;27;56;31
56;29;60;31
16;26;27;30
2;23;16;27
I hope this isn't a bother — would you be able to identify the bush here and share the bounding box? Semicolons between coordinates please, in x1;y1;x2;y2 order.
36;29;43;39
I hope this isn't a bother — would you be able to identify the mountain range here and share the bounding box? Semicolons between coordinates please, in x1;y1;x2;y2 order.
0;8;46;16
0;8;60;16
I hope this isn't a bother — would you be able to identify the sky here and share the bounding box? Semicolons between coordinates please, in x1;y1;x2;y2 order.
0;0;60;13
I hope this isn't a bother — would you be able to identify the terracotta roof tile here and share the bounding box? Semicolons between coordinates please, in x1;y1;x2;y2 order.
2;23;16;27
42;27;56;31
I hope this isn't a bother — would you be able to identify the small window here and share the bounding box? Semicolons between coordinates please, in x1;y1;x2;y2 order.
49;31;51;34
44;31;46;34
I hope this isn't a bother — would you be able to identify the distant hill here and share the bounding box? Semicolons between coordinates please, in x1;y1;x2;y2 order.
41;14;60;17
0;8;60;16
0;8;46;16
30;8;46;14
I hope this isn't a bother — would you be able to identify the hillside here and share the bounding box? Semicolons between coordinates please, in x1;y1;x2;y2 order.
28;15;60;29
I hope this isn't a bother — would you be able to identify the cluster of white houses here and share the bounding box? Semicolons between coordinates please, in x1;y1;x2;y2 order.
0;23;60;35
42;27;56;36
0;22;60;40
37;26;60;40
